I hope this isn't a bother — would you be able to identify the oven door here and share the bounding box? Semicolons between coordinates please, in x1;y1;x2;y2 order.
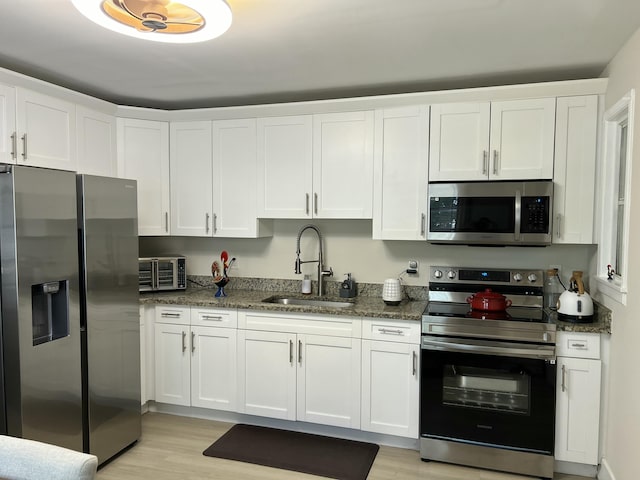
156;259;178;290
420;336;556;454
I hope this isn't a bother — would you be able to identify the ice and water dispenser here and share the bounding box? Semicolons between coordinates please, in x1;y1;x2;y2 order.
31;280;69;346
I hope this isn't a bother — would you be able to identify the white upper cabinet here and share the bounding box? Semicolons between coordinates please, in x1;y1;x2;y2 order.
313;111;374;218
212;118;269;237
553;95;598;244
373;106;429;240
429;102;490;181
170;121;213;236
257;115;313;218
117;118;170;236
76;106;117;177
429;98;556;181
489;98;556;180
0;84;16;164
257;111;374;219
16;88;76;171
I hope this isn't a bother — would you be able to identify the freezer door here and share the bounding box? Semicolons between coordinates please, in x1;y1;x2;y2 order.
0;165;83;451
77;174;141;465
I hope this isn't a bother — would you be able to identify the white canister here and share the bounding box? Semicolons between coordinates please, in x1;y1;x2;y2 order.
382;278;402;305
301;275;312;294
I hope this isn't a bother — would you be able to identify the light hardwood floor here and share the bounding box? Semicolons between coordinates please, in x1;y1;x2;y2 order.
96;412;590;480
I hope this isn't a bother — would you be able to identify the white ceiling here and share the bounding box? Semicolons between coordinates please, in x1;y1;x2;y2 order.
1;0;639;110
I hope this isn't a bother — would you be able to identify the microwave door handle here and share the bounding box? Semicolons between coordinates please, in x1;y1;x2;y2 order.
152;260;157;290
514;189;522;241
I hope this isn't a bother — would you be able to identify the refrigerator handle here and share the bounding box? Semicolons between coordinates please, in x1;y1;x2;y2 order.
152;260;157;290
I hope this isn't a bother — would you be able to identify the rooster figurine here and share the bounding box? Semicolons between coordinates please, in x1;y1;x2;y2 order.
212;251;235;297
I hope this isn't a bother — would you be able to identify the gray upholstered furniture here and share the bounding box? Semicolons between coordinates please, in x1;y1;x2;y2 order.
0;435;98;480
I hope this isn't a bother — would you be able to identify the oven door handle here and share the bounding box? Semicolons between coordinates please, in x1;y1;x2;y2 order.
421;336;555;361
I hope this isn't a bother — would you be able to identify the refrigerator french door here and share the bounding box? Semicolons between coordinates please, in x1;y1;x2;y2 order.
77;174;141;465
0;165;83;451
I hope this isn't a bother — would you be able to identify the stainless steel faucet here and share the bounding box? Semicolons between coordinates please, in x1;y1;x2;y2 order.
294;224;333;296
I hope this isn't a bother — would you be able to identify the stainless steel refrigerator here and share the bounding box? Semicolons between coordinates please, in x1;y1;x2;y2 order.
77;174;141;465
0;165;141;465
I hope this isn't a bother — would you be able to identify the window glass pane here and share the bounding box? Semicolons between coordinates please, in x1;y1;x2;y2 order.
618;122;628;202
615;203;624;275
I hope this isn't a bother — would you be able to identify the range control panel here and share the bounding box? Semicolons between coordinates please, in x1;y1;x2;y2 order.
430;266;544;288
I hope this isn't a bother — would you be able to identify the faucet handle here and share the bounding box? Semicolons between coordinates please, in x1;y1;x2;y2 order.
321;267;333;277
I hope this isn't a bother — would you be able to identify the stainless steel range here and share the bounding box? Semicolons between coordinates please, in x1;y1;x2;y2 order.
420;266;557;480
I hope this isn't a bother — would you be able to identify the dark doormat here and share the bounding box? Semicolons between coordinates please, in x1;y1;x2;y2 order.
203;424;379;480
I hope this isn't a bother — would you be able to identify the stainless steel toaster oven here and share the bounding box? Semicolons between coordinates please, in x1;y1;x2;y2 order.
138;256;186;292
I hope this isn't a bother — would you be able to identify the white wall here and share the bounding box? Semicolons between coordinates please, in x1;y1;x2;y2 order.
594;26;640;480
140;219;594;286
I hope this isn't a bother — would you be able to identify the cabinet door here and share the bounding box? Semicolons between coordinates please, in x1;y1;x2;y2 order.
170;121;213;236
553;96;598;244
312;111;374;218
191;326;237;411
0;84;16;164
489;98;556;180
373;106;429;240
237;329;296;420
16;88;76;171
117;118;170;235
361;340;419;438
257;115;313;218
296;334;361;429
76;106;117;176
212;119;264;237
429;102;490;181
555;356;601;464
154;323;190;406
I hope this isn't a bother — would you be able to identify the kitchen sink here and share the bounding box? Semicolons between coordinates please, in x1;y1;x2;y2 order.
261;296;354;308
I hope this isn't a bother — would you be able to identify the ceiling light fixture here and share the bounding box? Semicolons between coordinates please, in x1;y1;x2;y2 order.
71;0;232;44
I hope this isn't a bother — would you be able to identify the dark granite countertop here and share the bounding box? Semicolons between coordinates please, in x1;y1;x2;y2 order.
140;284;428;322
139;277;612;333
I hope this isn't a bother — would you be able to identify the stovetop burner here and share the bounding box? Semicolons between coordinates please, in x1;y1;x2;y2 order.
426;302;552;324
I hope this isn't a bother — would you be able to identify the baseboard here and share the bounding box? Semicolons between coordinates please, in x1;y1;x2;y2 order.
598;458;616;480
147;401;419;451
554;460;597;477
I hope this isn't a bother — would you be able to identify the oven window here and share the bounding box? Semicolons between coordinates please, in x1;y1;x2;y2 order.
442;365;530;415
430;197;515;233
156;260;176;287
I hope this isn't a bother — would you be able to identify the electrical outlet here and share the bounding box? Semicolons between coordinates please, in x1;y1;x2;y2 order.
407;260;418;275
549;264;561;274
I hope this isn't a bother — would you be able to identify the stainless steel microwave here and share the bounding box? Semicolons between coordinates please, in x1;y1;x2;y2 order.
138;256;186;292
427;181;553;246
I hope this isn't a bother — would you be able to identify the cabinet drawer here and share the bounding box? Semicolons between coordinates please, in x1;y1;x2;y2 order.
154;305;190;325
556;332;600;359
190;307;237;328
362;318;420;344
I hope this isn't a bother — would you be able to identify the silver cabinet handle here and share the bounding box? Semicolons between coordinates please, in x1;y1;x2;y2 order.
202;315;222;321
556;214;561;239
314;193;318;215
165;212;169;233
191;331;195;353
161;312;181;318
213;213;217;234
305;193;310;215
378;328;404;336
298;339;302;364
206;213;210;234
289;340;293;364
492;150;499;175
561;364;566;392
10;132;17;160
21;133;27;160
412;350;417;376
571;342;587;348
182;331;186;353
420;213;426;237
482;150;488;175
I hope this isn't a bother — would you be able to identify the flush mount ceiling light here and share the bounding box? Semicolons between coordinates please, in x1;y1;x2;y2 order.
71;0;232;43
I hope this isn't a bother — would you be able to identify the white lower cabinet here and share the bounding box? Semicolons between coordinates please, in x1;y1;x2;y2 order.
154;306;237;411
237;311;361;429
555;332;602;465
361;319;420;438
